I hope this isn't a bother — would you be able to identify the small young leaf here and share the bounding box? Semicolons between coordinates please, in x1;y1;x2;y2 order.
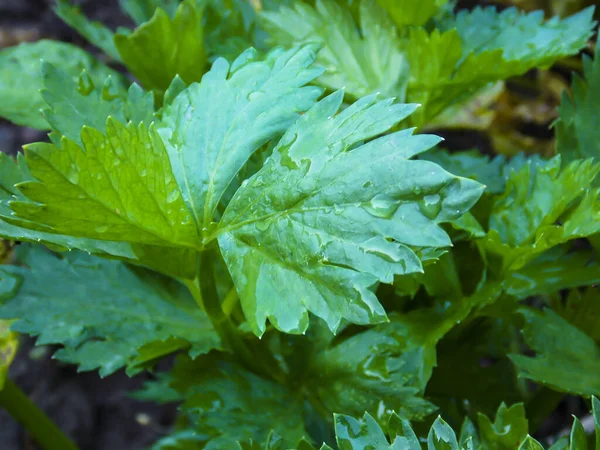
334;412;400;449
427;417;459;450
519;436;545;450
569;417;588;450
477;403;529;448
115;0;206;92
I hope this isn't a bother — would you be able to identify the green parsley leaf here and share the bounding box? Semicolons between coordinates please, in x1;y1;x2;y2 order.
477;403;529;449
217;91;484;335
0;245;220;376
0;40;123;129
301;317;439;423
509;308;600;397
261;0;408;100
0;152;137;259
555;37;600;165
6;119;199;248
407;6;596;125
168;353;309;448
40;63;154;146
376;0;448;27
115;0;206;93
505;247;600;299
483;156;600;271
156;44;323;232
334;412;401;449
55;0;121;60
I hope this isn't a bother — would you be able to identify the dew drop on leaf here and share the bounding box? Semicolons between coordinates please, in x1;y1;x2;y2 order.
166;189;181;203
418;194;442;220
365;193;400;219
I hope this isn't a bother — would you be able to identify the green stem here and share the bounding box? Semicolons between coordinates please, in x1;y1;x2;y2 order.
526;386;565;434
0;379;79;450
185;250;266;377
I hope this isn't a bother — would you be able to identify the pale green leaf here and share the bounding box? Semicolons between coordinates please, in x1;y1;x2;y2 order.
6;119;199;249
40;63;154;146
157;44;323;232
115;0;206;92
0;246;220;376
262;0;408;100
0;40;123;129
217;92;484;335
0;152;137;259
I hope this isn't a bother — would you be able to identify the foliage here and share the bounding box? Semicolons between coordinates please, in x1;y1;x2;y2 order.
0;0;599;449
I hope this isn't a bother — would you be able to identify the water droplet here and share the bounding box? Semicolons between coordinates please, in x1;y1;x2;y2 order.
66;164;79;184
140;169;147;177
418;194;442;220
333;204;344;216
365;194;399;219
247;91;263;101
115;208;121;215
413;186;422;195
95;225;109;233
241;179;249;188
167;189;180;203
256;221;270;232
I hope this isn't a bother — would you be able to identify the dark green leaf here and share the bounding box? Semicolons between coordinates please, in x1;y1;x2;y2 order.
556;36;600;166
0;246;220;376
55;0;121;60
168;354;309;448
509;308;600;397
